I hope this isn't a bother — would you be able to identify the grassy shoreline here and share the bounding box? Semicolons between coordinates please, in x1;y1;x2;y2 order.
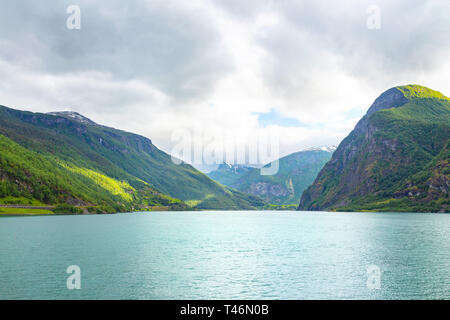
0;207;54;215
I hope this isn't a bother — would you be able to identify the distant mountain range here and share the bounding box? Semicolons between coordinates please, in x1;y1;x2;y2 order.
207;148;335;206
0;106;264;213
299;85;450;213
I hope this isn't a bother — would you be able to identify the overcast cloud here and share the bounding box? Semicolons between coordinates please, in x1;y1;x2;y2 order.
0;0;449;168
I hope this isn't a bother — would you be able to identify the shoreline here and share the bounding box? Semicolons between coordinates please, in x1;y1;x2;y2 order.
1;209;447;217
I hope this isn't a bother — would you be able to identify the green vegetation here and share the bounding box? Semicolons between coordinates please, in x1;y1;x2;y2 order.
299;85;449;213
0;133;137;212
0;207;54;215
60;162;135;202
0;197;47;206
397;85;450;101
53;204;83;214
263;204;298;210
0;106;264;212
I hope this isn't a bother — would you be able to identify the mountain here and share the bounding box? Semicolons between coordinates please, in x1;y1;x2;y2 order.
207;149;334;206
207;163;258;186
298;85;450;213
0;105;265;213
47;111;98;125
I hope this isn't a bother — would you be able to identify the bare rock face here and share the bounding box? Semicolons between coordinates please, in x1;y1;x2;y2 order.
247;182;291;197
65;197;92;206
366;87;408;115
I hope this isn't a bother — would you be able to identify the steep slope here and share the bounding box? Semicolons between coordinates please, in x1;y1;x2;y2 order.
208;149;334;205
0;106;264;211
298;85;450;213
0;132;187;213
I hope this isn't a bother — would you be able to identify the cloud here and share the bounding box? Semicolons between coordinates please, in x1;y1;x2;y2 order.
250;0;450;114
0;0;233;102
0;0;449;168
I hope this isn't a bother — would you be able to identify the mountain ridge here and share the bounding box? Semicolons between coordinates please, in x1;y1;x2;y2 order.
298;85;450;213
0;105;265;212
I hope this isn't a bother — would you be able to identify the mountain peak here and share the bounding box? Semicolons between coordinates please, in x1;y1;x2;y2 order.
47;111;97;125
367;85;449;115
396;85;449;100
303;146;337;153
366;87;409;115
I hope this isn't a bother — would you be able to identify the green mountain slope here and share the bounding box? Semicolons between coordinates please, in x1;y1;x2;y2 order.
208;149;334;205
298;85;450;213
0;132;187;213
0;106;264;212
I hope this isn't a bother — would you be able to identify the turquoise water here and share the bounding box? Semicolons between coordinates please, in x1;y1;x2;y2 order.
0;211;449;300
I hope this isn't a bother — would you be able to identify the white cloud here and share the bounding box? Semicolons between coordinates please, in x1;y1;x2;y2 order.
0;0;449;169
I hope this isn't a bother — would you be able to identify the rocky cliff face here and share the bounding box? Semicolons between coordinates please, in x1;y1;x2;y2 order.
298;85;450;213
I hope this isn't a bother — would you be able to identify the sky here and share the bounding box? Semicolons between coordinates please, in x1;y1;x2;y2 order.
0;0;449;170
